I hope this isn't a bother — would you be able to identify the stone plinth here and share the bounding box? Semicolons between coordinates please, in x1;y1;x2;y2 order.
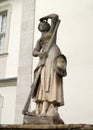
23;115;64;125
0;124;93;130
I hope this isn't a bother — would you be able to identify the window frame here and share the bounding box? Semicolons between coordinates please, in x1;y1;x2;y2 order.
0;10;7;54
0;4;12;56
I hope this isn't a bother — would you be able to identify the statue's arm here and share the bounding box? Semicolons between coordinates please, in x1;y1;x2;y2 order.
40;14;59;33
33;40;47;58
32;39;42;57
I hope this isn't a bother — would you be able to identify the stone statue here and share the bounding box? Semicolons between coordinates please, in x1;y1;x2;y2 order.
23;14;67;124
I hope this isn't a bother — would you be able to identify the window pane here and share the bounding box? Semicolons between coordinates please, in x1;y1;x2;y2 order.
0;11;7;53
0;35;5;53
1;13;7;33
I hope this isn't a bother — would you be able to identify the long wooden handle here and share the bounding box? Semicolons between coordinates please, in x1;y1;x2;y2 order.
22;67;42;115
22;88;32;115
47;19;61;53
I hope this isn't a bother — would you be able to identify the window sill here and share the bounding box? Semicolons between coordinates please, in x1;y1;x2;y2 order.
0;52;8;58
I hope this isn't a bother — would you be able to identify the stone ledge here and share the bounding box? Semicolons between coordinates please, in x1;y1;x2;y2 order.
0;77;17;87
0;124;93;130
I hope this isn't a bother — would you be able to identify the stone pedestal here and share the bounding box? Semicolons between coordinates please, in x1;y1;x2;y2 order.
0;124;93;130
23;115;64;125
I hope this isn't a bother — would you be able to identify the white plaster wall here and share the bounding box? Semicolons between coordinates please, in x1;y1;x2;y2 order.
0;0;23;124
33;0;93;124
5;0;22;78
0;86;16;124
0;94;3;123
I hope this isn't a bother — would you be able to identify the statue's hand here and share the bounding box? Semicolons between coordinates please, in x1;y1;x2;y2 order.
39;51;48;59
39;14;59;22
39;17;48;22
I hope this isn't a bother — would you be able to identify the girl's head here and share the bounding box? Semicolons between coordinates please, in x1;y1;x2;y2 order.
38;21;50;32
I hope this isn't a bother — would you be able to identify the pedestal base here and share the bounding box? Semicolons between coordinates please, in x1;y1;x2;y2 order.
23;115;64;125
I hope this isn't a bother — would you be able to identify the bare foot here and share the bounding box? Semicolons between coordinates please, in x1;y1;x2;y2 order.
40;113;47;117
24;111;32;116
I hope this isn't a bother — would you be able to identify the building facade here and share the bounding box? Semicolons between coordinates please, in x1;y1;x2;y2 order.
0;0;35;124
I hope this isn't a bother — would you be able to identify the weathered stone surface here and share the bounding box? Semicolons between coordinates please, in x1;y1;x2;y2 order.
0;124;93;130
23;115;64;125
15;0;35;123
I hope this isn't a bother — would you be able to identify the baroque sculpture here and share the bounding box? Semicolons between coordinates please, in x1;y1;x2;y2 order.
23;14;67;125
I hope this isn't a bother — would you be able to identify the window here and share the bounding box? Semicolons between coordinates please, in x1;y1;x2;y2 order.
0;11;7;53
0;4;11;55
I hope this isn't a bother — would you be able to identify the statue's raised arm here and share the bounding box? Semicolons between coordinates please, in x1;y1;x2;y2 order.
40;14;59;33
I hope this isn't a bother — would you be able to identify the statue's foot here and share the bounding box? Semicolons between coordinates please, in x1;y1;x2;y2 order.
23;111;31;115
23;110;36;116
40;112;47;117
36;110;40;115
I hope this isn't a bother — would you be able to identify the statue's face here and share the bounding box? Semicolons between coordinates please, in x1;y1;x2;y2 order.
38;21;50;32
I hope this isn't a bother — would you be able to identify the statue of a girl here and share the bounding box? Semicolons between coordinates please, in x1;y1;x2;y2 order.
23;14;67;117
